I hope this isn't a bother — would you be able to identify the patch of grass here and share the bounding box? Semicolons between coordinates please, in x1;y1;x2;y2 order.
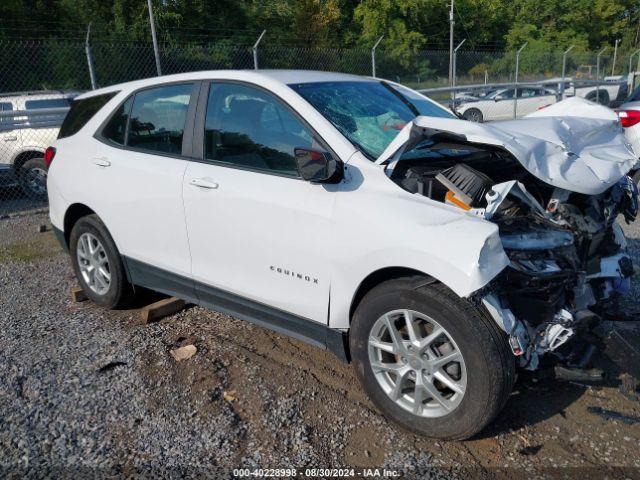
0;232;61;263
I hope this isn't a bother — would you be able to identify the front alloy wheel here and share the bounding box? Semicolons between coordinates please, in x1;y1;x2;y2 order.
350;278;515;440
368;309;467;418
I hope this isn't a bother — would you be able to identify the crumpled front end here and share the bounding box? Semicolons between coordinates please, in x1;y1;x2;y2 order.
476;176;637;370
380;97;639;370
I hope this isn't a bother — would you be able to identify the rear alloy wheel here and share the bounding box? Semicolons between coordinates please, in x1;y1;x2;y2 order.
351;278;515;440
69;214;134;309
19;157;48;200
76;232;112;296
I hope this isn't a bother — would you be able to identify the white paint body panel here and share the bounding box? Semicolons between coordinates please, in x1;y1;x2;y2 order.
183;161;337;323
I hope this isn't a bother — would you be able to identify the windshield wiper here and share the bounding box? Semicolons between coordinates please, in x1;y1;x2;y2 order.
380;81;420;117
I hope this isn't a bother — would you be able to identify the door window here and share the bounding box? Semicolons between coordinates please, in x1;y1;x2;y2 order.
25;98;71;110
517;88;537;98
204;83;315;176
128;84;193;155
0;102;13;125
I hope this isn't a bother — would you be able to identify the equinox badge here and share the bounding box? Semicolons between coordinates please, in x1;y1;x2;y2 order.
270;266;319;284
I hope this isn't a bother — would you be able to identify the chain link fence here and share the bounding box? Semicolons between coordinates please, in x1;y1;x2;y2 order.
0;38;638;217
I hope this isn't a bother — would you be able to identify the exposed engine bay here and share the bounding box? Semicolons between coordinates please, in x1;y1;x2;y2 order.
379;98;640;371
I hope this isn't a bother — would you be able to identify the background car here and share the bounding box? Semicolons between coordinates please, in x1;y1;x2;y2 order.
615;86;640;184
543;77;628;107
0;90;78;199
456;87;556;122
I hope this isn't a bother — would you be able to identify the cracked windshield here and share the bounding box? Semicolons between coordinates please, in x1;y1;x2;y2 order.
290;81;455;159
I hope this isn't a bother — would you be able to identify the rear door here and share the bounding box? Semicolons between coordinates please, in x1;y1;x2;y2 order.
87;83;199;283
182;81;336;323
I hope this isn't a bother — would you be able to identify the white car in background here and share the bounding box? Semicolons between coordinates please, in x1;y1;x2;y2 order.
47;71;637;440
456;87;556;122
543;77;627;106
615;84;640;183
0;91;77;199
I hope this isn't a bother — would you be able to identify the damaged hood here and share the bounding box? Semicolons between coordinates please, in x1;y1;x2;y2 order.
376;97;637;195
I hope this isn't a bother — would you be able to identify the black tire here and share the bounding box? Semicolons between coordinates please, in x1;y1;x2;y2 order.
463;108;483;123
18;157;48;200
69;214;134;309
350;277;515;440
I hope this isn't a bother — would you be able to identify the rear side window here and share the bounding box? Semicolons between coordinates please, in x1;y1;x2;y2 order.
102;97;133;146
25;98;71;110
127;84;192;155
58;92;117;139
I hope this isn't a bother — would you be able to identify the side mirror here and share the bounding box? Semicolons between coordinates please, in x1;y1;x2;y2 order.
494;95;503;101
294;148;343;183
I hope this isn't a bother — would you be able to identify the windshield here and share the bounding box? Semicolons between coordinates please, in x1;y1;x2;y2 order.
289;81;454;159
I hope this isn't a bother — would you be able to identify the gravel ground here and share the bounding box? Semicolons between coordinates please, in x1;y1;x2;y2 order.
1;212;639;478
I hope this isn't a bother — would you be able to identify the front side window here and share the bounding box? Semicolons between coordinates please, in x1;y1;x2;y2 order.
290;81;454;159
128;84;192;155
204;83;315;176
59;92;116;139
488;89;514;100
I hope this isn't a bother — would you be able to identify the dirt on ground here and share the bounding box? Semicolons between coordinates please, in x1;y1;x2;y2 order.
1;212;639;479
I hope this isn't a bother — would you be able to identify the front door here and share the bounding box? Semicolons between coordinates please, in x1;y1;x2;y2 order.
182;82;336;323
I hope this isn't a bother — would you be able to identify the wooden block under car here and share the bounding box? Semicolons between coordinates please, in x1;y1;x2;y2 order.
139;296;186;324
71;286;88;302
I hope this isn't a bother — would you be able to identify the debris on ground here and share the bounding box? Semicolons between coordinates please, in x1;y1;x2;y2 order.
587;406;640;425
97;361;128;373
169;344;197;361
223;390;236;402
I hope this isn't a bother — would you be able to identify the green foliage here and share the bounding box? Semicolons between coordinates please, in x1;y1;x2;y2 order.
2;0;640;86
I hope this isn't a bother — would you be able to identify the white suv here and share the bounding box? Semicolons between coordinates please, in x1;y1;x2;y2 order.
0;91;77;199
47;71;638;440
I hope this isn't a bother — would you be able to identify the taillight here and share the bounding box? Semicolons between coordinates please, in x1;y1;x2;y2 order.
616;109;640;128
43;146;56;167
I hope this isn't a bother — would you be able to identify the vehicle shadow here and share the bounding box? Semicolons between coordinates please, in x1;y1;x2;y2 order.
476;321;640;438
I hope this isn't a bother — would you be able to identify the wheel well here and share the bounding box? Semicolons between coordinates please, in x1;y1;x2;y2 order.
63;203;95;247
349;267;434;322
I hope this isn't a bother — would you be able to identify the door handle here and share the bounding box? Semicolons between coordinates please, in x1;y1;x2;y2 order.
189;177;219;189
3;136;17;142
93;157;111;167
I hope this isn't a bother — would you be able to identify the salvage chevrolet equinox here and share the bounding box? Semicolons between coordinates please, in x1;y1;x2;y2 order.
47;70;639;440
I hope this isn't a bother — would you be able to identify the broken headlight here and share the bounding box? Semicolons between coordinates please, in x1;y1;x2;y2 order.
500;229;574;251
